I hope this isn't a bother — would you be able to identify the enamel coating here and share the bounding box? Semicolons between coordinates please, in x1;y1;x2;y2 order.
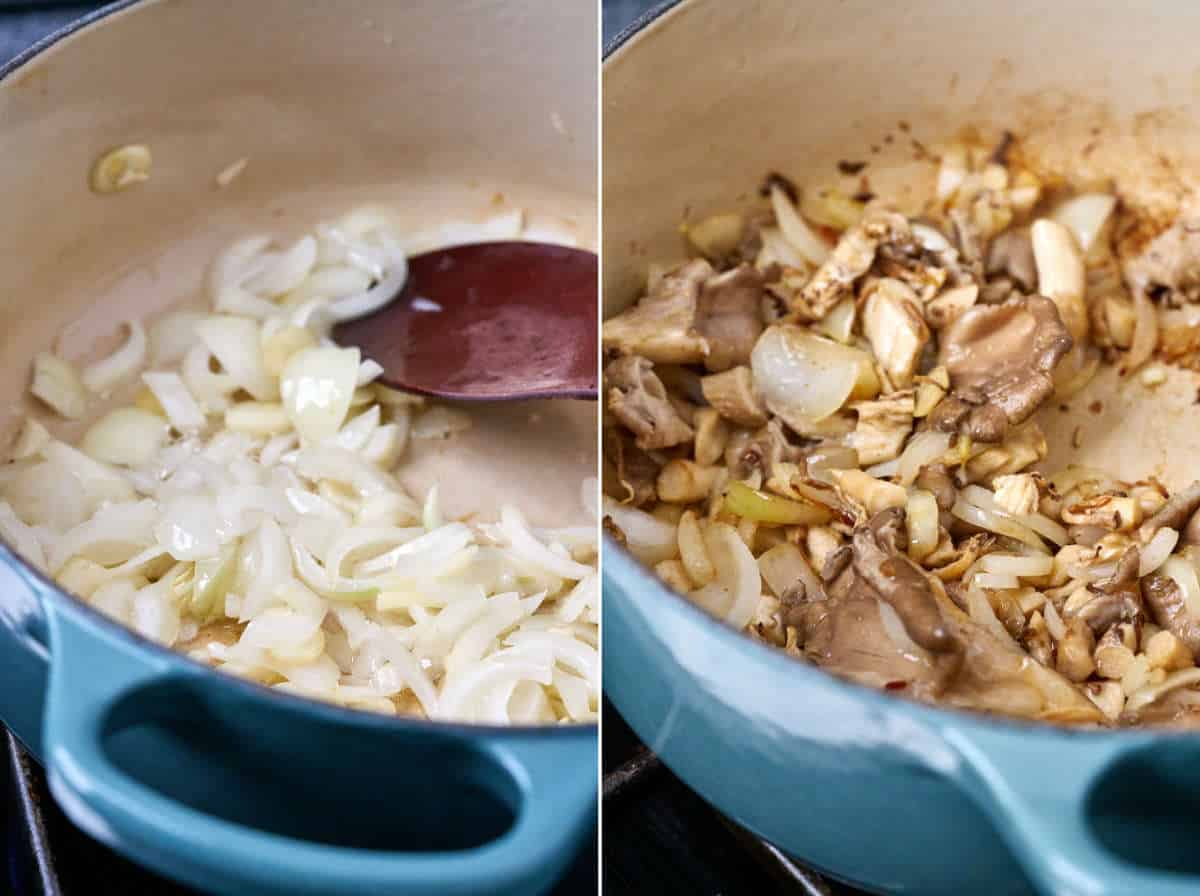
0;1;598;893
604;541;1200;895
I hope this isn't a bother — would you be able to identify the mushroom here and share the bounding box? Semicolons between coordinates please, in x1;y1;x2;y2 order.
602;258;713;363
861;278;929;388
992;473;1041;517
701;365;769;428
1121;207;1200;308
604;356;694;451
931;294;1073;442
986;226;1038;293
1140;480;1200;539
1143;572;1200;656
1031;219;1089;345
800;204;915;317
847;390;915;465
695;264;766;372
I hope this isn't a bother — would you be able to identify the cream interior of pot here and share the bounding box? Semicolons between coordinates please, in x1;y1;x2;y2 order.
0;0;596;527
604;0;1200;489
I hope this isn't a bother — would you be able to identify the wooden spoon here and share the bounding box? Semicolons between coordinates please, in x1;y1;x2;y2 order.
333;242;597;401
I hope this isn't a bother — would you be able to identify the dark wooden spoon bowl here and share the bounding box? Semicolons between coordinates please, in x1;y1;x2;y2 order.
332;241;597;401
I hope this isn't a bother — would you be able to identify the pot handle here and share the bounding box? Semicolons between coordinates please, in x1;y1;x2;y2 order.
42;604;596;896
946;725;1200;896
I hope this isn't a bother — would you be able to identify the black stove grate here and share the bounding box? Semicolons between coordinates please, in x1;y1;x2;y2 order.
602;702;863;896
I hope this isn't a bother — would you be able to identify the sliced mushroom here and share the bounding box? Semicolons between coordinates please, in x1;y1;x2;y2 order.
986;226;1037;292
1140;480;1200;539
847;390;915;466
1031;219;1088;345
861;278;930;388
1121;208;1200;308
1142;572;1200;656
800;204;915;317
605;356;694;451
696;264;765;372
932;294;1073;442
701;365;769;428
602;259;712;363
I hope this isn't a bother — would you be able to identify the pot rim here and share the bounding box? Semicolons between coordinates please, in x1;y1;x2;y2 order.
600;0;1197;744
0;0;595;739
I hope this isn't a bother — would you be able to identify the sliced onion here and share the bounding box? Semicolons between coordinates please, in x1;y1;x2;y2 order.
280;345;360;442
1140;526;1180;577
978;553;1055;578
142;371;206;431
602;497;676;564
1051;194;1116;253
82;321;147;396
325;253;409;323
31;353;88;419
704;522;761;630
952;497;1049;553
960;485;1069;546
972;572;1020;590
816;299;856;343
81;408;170;467
244;236;318;297
769;184;830;265
966;587;1017;644
897;431;952;486
43;441;136;507
751;324;877;423
195;316;276;401
150;311;209;365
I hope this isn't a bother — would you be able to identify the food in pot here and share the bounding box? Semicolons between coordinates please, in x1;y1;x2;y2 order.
2;208;597;724
603;133;1200;727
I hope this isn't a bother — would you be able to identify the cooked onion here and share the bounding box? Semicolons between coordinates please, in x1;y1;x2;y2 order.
1140;526;1180;577
769;184;830;265
1162;555;1200;620
1051;193;1116;253
897;431;952;486
31;353;87;419
703;522;761;630
952;497;1049;553
8;210;596;724
82;321;146;396
978;553;1055;578
751;324;877;424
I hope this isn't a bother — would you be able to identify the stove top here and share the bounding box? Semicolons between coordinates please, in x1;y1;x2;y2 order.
602;702;864;896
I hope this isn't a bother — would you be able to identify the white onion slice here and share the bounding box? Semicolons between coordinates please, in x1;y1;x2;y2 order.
142;371;206;431
769;185;830;265
195;316;276;401
81;408;170;467
82;321;147;396
1140;526;1180;577
751;324;875;423
280;345;360;442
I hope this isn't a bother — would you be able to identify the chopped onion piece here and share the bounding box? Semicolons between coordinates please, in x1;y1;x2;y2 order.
769;184;830;265
82;321;147;396
31;353;87;419
751;324;877;424
81;408;169;467
142;371;206;431
195;316;276;400
1140;527;1180;577
280;345;361;442
1051;194;1116;253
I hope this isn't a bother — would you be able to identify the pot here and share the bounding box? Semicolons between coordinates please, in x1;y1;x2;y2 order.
603;2;1200;893
0;2;597;894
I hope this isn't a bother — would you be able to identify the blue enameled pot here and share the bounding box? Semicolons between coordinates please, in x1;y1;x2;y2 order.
0;2;598;893
604;1;1200;893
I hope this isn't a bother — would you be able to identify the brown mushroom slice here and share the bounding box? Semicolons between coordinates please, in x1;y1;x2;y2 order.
695;264;765;372
1143;571;1200;657
1140;480;1200;538
604;356;694;451
601;258;713;363
933;294;1073;442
